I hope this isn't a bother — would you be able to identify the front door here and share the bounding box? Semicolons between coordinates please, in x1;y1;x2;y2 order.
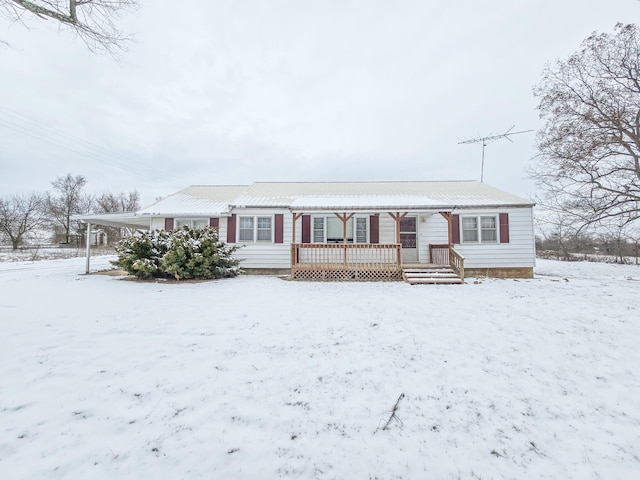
400;216;418;263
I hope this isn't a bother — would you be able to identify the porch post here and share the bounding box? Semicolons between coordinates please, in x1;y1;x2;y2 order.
292;213;297;244
388;212;408;267
85;222;91;274
388;212;408;243
291;213;303;268
343;214;347;265
439;212;453;245
334;213;354;265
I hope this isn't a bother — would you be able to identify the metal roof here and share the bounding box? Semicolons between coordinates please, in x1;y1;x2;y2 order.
234;181;533;209
71;212;153;230
137;185;249;216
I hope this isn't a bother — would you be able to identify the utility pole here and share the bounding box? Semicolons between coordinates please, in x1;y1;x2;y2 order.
458;126;533;182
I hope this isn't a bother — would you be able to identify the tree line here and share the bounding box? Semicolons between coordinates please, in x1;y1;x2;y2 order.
0;173;139;250
536;229;640;264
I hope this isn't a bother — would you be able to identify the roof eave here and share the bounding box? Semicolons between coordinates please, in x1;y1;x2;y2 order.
290;203;534;211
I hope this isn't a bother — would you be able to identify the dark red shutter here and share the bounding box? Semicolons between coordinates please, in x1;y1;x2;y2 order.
451;214;460;244
209;218;219;230
369;215;379;244
301;215;311;244
274;214;284;243
499;213;510;243
226;214;236;243
164;218;174;231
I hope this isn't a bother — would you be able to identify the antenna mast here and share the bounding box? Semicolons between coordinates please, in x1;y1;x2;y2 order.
458;126;533;182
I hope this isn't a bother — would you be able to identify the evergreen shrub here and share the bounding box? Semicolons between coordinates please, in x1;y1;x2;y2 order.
113;226;241;280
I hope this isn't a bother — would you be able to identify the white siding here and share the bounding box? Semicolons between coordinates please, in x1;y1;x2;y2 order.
418;213;449;262
416;208;535;268
227;209;292;269
150;217;164;230
453;208;535;268
217;216;227;241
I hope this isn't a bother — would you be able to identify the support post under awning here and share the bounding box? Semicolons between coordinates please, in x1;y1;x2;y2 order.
85;222;91;274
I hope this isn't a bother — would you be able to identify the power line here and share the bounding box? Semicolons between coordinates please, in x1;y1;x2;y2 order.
458;126;533;182
0;105;159;179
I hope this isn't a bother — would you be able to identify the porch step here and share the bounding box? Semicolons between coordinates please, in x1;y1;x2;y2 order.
402;266;463;285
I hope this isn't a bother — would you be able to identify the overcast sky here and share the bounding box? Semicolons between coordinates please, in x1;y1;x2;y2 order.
1;0;639;207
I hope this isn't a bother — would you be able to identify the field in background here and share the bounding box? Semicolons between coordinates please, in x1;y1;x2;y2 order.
0;245;115;263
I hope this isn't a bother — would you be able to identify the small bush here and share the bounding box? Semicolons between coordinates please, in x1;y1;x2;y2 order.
112;230;169;279
113;226;241;280
161;226;242;279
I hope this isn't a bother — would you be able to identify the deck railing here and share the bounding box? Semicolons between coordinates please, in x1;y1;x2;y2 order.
429;243;465;282
449;247;465;282
429;244;450;265
291;243;402;280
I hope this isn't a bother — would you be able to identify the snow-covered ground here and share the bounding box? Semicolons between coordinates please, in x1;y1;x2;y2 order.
0;257;638;479
0;246;114;263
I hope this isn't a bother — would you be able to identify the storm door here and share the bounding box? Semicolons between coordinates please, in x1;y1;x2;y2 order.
400;216;418;263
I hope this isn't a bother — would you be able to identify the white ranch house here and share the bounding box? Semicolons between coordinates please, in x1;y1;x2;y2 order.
77;181;535;283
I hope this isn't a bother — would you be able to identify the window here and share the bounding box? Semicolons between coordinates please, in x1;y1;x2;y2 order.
481;216;497;242
239;217;254;241
176;218;209;229
327;217;352;243
311;216;367;243
257;217;272;241
462;217;478;242
355;217;367;243
238;216;272;242
461;215;498;244
313;217;324;243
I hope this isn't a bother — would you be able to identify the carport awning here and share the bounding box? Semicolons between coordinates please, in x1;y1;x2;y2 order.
72;212;152;230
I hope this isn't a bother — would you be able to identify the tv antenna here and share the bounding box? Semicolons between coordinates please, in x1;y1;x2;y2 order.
458;126;533;182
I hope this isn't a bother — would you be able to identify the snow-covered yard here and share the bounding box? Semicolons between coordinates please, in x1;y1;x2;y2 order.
0;246;114;263
0;257;638;479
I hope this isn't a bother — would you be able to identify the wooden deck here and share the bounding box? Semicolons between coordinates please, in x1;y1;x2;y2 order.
290;244;465;282
291;243;402;280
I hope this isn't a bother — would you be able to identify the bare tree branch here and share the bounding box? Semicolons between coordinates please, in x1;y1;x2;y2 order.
2;0;138;55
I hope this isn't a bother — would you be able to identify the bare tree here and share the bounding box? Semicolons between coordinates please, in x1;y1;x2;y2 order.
1;0;138;54
0;193;46;250
45;173;93;244
95;190;140;243
531;23;640;233
95;190;139;213
534;209;585;261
